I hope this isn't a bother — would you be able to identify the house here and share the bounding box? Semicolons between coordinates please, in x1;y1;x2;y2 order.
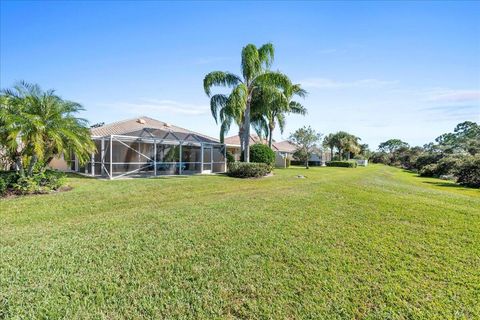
224;134;268;161
224;134;331;167
271;140;297;168
50;116;226;179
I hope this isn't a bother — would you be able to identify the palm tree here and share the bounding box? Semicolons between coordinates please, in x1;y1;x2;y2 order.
255;84;307;148
323;133;336;160
204;43;290;162
326;131;361;160
0;81;95;176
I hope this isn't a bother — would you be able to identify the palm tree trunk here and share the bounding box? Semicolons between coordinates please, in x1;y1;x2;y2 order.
15;155;25;177
238;126;245;161
243;99;251;163
330;148;333;161
27;154;38;177
268;124;274;148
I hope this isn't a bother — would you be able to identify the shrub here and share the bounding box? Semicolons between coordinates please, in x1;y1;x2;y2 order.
8;170;66;195
285;157;291;168
370;152;390;164
37;170;66;190
454;155;480;188
13;176;43;194
0;177;6;196
419;156;463;177
226;151;235;164
0;171;19;188
419;164;438;177
414;153;442;171
326;161;357;168
250;143;275;166
227;162;271;178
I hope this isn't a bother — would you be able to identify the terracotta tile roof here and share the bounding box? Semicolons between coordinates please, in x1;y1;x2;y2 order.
90;116;219;143
224;135;297;153
272;141;297;153
224;134;268;146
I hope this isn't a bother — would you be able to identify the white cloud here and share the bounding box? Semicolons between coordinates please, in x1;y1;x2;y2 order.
422;104;480;121
103;99;209;116
301;77;398;89
425;89;480;103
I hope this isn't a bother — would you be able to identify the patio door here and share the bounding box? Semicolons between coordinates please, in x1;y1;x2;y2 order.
203;146;212;173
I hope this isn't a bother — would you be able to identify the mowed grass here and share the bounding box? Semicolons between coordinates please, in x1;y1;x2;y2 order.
1;165;479;319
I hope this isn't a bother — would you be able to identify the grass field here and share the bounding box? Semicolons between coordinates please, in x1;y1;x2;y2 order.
1;165;479;319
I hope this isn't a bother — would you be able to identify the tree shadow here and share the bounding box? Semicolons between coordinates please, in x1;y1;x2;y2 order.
65;172;96;179
401;169;479;191
422;181;461;189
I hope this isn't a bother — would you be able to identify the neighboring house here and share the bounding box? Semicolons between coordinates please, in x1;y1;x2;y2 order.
49;116;226;179
271;140;297;168
224;134;330;168
308;148;332;166
224;134;268;161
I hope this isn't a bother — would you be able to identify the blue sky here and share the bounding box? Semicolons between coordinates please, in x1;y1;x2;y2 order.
1;1;479;149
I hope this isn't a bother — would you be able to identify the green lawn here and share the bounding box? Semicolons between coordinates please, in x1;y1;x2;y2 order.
1;165;479;319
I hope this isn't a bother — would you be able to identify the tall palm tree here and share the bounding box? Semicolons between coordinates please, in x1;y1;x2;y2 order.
0;81;95;176
204;43;290;162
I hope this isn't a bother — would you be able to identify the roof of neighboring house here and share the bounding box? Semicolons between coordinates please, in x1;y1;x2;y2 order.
224;134;268;147
225;134;298;153
90;116;219;143
272;140;297;153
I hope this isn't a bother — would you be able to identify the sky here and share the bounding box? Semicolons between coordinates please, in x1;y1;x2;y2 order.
1;1;479;149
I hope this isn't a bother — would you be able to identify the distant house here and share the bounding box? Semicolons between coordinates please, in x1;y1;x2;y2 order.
271;140;298;168
224;134;269;161
224;134;330;168
50;116;226;179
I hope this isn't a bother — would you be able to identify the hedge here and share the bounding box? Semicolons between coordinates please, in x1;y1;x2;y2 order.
326;161;357;168
227;162;271;178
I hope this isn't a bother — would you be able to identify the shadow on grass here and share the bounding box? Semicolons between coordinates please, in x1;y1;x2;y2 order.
401;169;479;191
422;181;460;188
152;175;191;180
153;173;231;180
65;172;95;179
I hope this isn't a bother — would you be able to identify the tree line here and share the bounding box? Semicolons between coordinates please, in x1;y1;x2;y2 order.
371;121;480;187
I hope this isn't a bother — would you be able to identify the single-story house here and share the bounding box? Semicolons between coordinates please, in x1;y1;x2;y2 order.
224;134;267;161
224;134;331;168
51;116;226;179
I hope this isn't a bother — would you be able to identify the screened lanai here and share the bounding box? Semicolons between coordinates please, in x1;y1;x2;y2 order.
71;117;226;179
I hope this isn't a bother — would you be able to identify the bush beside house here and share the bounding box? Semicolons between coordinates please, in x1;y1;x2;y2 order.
0;170;66;196
250;143;275;167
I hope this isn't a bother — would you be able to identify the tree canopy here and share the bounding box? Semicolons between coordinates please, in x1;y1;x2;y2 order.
378;139;410;154
323;131;361;160
204;43;302;162
0;81;95;176
289;126;322;169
